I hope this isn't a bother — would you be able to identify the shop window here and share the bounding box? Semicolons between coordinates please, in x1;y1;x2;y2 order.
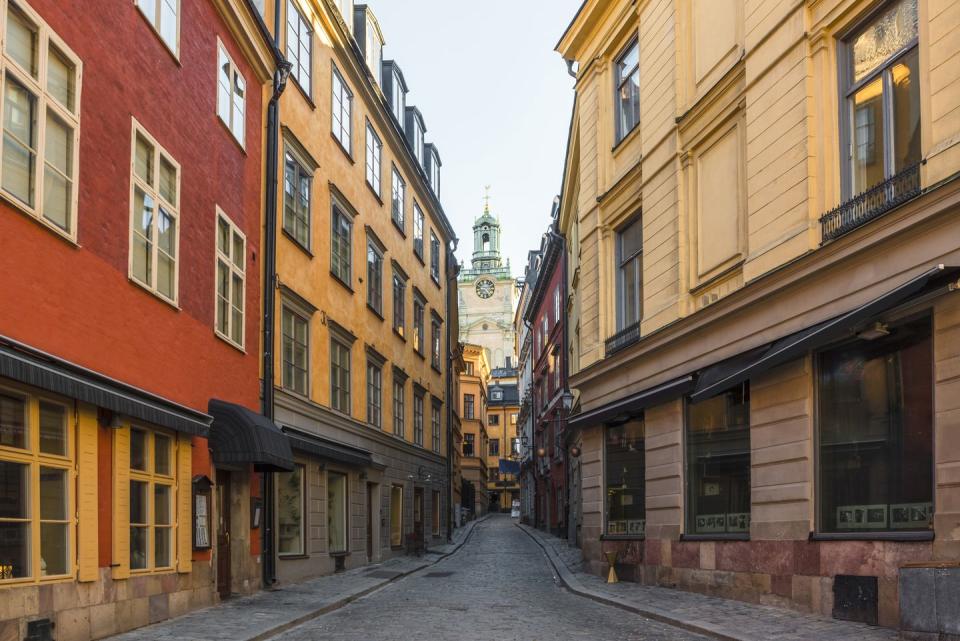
685;384;750;536
604;419;645;537
277;464;304;556
390;484;403;547
128;427;175;570
818;315;932;533
0;391;73;581
327;471;347;553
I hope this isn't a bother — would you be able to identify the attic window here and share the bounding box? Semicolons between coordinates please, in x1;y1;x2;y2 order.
365;16;383;85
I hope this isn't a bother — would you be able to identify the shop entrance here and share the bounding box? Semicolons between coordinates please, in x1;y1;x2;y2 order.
215;470;232;599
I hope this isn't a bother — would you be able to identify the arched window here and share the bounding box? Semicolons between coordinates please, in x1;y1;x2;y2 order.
482;233;490;252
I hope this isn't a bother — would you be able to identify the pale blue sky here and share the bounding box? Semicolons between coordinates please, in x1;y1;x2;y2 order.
371;0;583;276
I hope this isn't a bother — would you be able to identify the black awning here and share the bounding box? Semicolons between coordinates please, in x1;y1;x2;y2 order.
0;336;210;436
568;375;695;429
282;426;374;468
690;264;960;402
208;400;294;472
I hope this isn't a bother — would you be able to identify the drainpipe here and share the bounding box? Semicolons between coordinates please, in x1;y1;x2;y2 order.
445;239;459;542
260;0;291;588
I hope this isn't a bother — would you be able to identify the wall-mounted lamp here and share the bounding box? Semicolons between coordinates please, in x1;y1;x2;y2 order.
536;447;546;458
569;446;581;458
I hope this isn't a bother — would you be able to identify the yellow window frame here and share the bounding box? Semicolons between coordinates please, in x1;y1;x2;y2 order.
0;382;76;586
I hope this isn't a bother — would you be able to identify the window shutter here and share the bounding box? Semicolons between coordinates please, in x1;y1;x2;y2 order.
76;405;99;582
176;434;193;573
112;427;131;580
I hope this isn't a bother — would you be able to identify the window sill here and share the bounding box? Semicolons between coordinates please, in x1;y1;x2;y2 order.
367;304;384;321
414;252;425;266
393;328;407;342
331;272;354;294
129;277;181;311
331;133;354;164
135;6;182;67
366;182;384;205
431;364;442;375
291;79;315;109
391;218;407;237
214;329;247;354
413;350;425;361
810;531;934;542
329;551;350;558
278;554;309;561
216;116;247;155
612;121;640;154
1;191;81;247
680;533;750;542
431;276;441;289
282;229;313;257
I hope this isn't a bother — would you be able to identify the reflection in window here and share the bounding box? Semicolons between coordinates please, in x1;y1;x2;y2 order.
615;39;640;142
277;464;304;555
605;420;645;536
818;316;932;533
390;484;403;547
327;472;347;553
686;384;750;536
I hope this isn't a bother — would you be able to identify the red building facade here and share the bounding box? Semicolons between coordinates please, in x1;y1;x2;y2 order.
0;1;282;638
526;229;567;536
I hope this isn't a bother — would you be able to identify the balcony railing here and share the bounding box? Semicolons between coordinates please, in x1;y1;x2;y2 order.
605;322;641;357
820;164;921;243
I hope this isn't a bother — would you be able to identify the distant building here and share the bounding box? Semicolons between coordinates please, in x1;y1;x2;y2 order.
459;344;490;519
485;367;520;512
458;199;518;369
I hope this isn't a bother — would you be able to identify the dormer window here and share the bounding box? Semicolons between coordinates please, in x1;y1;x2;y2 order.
425;144;441;196
405;107;425;166
383;61;407;131
353;5;384;86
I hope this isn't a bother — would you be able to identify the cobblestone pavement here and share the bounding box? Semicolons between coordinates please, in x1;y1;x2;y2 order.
521;524;899;641
271;514;710;641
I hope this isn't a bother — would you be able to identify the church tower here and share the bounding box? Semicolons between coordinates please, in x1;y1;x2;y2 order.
458;191;518;370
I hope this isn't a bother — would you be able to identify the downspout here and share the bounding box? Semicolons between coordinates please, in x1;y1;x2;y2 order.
445;239;459;542
261;0;291;588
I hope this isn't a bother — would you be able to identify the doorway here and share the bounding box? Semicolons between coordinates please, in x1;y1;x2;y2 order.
413;487;424;541
215;470;232;599
366;482;379;563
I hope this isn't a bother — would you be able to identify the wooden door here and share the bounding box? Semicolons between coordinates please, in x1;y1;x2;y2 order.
216;470;231;599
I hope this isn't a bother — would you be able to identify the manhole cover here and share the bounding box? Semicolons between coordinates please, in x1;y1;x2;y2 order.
424;571;454;578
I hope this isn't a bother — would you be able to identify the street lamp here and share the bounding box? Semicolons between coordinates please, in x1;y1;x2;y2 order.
561;390;574;412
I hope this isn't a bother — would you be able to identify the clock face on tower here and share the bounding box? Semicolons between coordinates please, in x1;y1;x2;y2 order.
475;278;495;299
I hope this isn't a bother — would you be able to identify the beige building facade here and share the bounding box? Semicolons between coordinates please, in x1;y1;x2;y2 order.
557;0;960;630
459;344;490;518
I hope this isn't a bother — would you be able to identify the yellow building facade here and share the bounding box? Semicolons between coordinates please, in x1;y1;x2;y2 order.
258;0;456;581
485;371;520;513
558;0;960;629
459;344;490;519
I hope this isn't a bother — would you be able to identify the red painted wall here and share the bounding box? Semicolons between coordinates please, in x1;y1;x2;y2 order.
0;0;263;414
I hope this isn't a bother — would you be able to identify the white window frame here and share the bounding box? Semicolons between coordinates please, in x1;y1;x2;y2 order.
413;203;424;259
365;121;382;197
286;0;312;96
0;0;82;240
430;231;440;282
128;119;181;305
331;64;352;153
216;39;245;146
214;207;246;349
135;0;181;58
391;166;405;230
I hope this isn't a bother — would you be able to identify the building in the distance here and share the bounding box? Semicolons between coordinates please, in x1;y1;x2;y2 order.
459;344;490;519
458;200;518;370
485;367;520;512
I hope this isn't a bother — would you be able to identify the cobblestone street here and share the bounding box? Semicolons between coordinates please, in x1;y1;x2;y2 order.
270;515;709;641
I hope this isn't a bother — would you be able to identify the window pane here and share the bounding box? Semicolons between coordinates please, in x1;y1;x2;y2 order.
154;484;171;525
43;112;73;231
232;231;244;268
130;480;148;524
217;217;230;253
621;257;640;327
40;522;67;575
217;48;231;124
327;472;346;553
154;527;171;568
3;76;37;206
277;466;303;555
232;72;245;142
132;187;154;285
130;526;147;570
818;317;932;533
134;134;154;186
0;460;28;519
158;157;177;204
686;384;751;535
0;393;26;449
217;262;230;335
604;421;646;536
39;467;66;521
131;430;147;471
6;4;37;77
891;48;921;173
39;401;66;456
47;45;76;111
154;433;171;475
851;0;918;83
159;0;178;51
851;77;885;194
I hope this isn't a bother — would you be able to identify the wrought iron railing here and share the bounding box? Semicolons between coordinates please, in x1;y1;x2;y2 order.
820;164;921;243
604;322;641;357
